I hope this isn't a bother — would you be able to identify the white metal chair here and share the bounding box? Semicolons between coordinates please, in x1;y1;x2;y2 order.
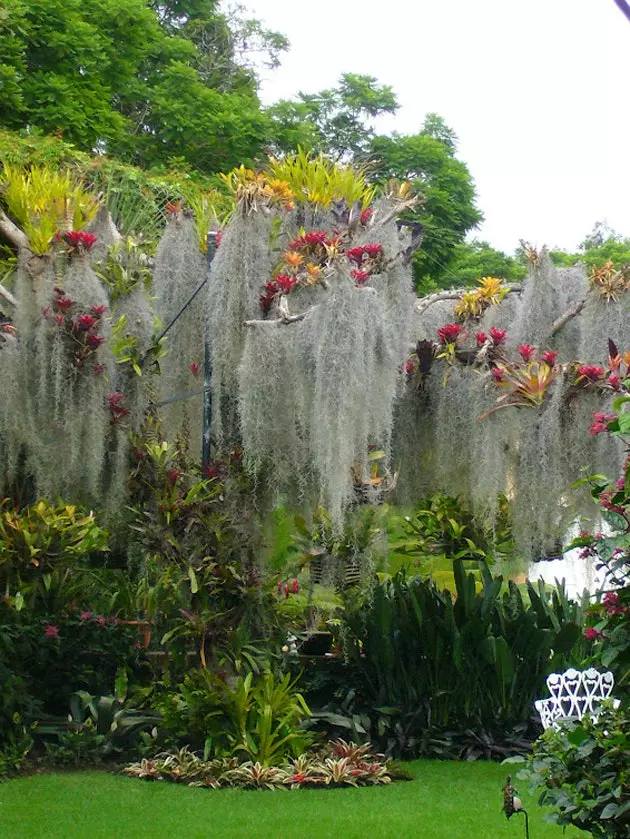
535;668;618;729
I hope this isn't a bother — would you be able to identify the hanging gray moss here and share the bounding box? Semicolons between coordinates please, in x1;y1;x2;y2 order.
152;213;208;455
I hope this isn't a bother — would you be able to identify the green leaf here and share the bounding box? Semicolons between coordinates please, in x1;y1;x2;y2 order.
188;566;198;594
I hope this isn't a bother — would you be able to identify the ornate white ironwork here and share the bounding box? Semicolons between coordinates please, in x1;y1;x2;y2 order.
535;668;618;729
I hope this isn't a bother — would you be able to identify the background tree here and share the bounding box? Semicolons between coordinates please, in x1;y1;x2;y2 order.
443;239;526;289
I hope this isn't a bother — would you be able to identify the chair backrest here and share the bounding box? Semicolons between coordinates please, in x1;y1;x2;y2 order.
534;668;616;730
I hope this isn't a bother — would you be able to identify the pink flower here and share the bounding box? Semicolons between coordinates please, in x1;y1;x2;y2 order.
404;358;417;376
517;344;536;362
95;616;106;627
608;374;622;391
90;305;106;317
578;364;605;382
488;326;507;346
475;331;488;347
189;362;200;377
589;412;616;436
437;323;462;345
491;367;504;382
79;611;93;622
541;350;558;366
584;627;602;641
284;583;290;599
291;578;299;594
352;269;370;286
44;624;59;638
54;314;65;327
360;208;373;225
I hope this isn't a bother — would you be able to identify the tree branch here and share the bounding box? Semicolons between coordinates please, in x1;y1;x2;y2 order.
551;298;587;336
414;283;522;316
0;210;29;251
0;284;17;307
614;0;630;23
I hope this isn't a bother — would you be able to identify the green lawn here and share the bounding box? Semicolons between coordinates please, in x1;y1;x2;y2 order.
0;760;588;839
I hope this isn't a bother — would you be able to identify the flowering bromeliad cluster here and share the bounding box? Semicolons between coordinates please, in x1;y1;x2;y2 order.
55;230;98;253
259;227;383;314
276;577;300;599
454;276;509;321
43;288;107;372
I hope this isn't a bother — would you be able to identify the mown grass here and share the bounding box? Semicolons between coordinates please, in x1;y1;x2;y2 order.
0;760;588;839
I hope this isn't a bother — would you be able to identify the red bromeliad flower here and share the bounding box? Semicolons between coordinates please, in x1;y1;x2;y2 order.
63;231;98;252
108;391;129;423
54;314;65;327
491;367;504;382
54;296;75;313
90;304;107;317
288;231;329;251
589;412;617;436
291;578;299;594
86;333;105;350
608;373;622;391
517;344;536;362
404;358;418;376
584;627;603;641
275;274;298;294
360;208;373;225
488;326;507;346
602;591;625;616
189;362;200;377
476;331;488;347
44;624;59;639
76;314;97;331
93;363;105;376
437;323;462;345
352;269;370;286
167;468;182;483
578;364;605;382
292;773;306;784
80;611;93;622
363;243;382;260
346;246;365;265
541;350;558;366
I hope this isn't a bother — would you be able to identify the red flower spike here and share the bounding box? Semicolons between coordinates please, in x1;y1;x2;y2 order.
284;583;290;599
291;578;299;594
404;359;417;376
491;367;504;382
608;373;622;391
437;323;462;344
578;364;605;382
488;326;507;346
363;243;382;259
541;350;558;366
476;331;488;347
517;344;536;362
86;334;105;350
63;231;97;251
584;627;603;641
77;314;97;331
352;269;370;286
167;468;182;484
90;305;106;317
54;296;75;313
360;208;373;225
93;363;105;377
189;362;200;377
275;274;298;294
44;624;59;638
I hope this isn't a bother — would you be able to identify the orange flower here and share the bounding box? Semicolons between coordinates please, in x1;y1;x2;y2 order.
305;262;321;281
283;250;303;268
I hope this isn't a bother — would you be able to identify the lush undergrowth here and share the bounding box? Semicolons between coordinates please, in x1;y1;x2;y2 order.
0;762;589;839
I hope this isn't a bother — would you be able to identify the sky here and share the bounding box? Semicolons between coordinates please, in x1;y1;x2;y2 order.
242;0;630;254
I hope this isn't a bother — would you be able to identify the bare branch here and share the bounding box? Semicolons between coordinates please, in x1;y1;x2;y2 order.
415;283;522;317
0;210;29;251
0;284;17;307
551;298;587;336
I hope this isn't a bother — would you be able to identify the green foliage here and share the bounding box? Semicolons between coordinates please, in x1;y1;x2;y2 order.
342;562;588;754
0;500;108;591
443;239;526;290
369;122;482;292
158;669;312;765
0;0;277;174
520;706;630;838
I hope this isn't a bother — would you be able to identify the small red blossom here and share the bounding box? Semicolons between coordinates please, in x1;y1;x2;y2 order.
291;578;299;594
292;773;305;783
584;627;603;641
77;314;97;330
93;363;105;376
166;202;181;214
578;364;605;382
608;373;622;391
54;314;65;327
95;616;106;627
589;412;617;436
64;231;97;251
275;274;298;294
475;331;488;347
284;583;290;599
437;323;463;345
189;362;200;377
288;231;329;251
167;468;182;484
360;208;373;225
404;358;418;376
86;333;105;349
108;392;129;423
90;305;106;317
541;350;558;366
346;246;365;265
54;296;75;313
214;229;224;248
351;269;370;286
79;611;93;622
488;326;507;346
491;367;504;382
517;344;536;362
363;243;382;260
44;624;59;638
